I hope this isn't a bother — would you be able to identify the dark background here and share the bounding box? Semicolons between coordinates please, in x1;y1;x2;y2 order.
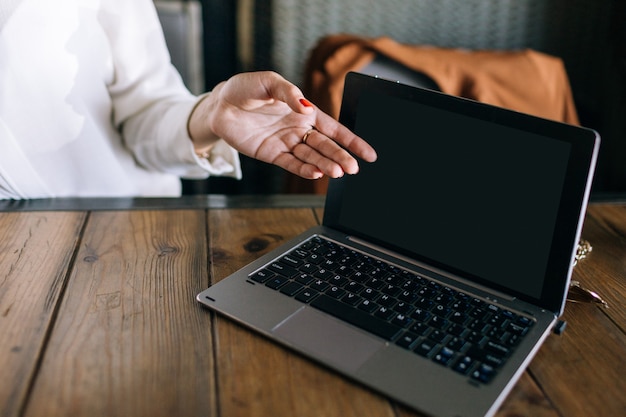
165;0;626;200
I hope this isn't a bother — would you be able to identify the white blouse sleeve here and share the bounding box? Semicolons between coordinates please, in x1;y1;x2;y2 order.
99;0;241;180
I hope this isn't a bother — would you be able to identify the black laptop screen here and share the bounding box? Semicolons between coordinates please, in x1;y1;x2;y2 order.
325;73;598;309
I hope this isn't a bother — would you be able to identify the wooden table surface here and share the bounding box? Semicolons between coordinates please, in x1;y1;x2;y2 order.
1;196;625;417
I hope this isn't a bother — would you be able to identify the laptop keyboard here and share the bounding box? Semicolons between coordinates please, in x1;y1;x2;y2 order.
249;235;533;384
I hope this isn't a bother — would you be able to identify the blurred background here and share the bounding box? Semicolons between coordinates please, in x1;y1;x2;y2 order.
155;0;626;201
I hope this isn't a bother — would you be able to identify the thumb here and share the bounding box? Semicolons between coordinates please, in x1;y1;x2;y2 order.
265;73;315;114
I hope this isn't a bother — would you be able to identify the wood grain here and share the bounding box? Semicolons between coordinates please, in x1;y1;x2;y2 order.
22;210;217;417
580;204;626;323
526;203;626;416
0;211;86;417
531;302;626;416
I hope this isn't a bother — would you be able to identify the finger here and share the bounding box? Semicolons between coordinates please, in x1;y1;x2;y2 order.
262;72;315;115
313;112;378;162
297;129;362;175
272;151;325;179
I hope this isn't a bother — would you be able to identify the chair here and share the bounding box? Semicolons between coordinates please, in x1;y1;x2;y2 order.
155;1;205;95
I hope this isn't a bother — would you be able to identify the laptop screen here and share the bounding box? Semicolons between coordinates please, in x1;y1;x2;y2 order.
324;73;599;312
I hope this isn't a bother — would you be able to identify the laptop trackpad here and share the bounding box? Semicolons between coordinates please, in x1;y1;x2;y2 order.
272;307;384;373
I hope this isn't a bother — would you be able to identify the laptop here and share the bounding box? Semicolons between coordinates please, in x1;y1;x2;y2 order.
197;72;600;417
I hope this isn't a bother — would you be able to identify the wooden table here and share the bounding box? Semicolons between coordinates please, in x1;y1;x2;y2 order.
1;196;625;417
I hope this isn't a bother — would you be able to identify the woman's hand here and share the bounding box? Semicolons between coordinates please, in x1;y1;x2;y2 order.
188;71;377;179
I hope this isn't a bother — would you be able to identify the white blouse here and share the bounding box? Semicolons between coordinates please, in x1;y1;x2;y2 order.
0;0;241;199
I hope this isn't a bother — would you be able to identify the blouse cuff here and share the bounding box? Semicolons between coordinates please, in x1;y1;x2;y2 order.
191;139;242;179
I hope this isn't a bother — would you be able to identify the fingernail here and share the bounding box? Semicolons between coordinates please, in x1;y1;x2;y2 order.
299;98;313;107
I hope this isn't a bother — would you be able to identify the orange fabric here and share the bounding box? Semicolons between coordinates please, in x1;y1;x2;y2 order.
288;34;581;194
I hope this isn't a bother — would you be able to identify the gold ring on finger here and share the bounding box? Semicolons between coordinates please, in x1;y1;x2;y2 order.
302;128;316;144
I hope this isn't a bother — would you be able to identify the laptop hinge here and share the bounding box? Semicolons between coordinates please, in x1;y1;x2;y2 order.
347;235;516;303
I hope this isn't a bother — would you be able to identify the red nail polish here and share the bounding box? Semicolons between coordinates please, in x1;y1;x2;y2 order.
299;98;313;107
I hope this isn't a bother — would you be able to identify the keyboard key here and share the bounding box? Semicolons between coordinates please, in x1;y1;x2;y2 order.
506;333;521;346
468;321;489;333
447;336;466;351
485;340;510;358
428;329;449;343
429;315;449;330
486;327;507;341
321;259;339;271
335;264;354;277
280;281;304;296
449;310;469;325
416;297;434;309
414;340;437;357
268;262;298;278
351;271;369;283
447;324;467;337
310;279;329;292
361;287;380;301
327;286;346;299
418;287;437;299
470;307;489;320
295;288;319;303
466;345;507;368
280;254;303;268
451;300;471;312
367;277;385;289
299;262;317;274
345;280;364;293
434;293;453;305
374;306;395;321
353;262;373;274
342;292;362;306
295;273;315;285
378;294;396;307
471;297;487;308
411;308;431;322
401;280;419;292
488;314;507;327
265;275;289;290
250;269;274;283
305;253;324;264
368;267;388;280
516;315;534;327
314;268;334;280
396;331;419;349
483;353;505;368
385;274;404;286
381;284;401;297
394;301;412;314
358;299;379;314
507;322;530;336
432;304;451;317
410;322;431;336
329;274;349;287
391;313;413;328
471;363;496;383
291;248;308;258
433;346;455;366
453;355;475;375
398;290;418;303
467;331;485;344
